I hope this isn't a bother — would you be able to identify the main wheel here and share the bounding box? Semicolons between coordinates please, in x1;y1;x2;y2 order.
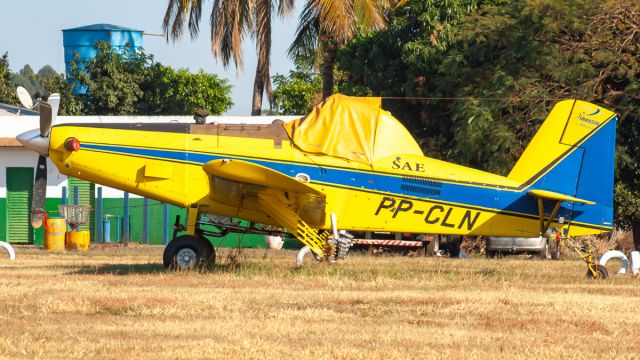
163;235;215;270
485;250;496;259
586;264;608;280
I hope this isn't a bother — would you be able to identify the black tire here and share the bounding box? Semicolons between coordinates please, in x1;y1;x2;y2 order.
163;235;215;270
202;237;215;264
586;264;609;280
486;250;496;259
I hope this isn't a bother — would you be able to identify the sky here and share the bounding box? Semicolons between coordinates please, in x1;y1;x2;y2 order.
0;1;300;115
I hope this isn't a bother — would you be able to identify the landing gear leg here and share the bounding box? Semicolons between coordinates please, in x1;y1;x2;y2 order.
565;237;608;280
185;205;200;237
427;235;441;256
163;205;215;270
326;213;353;263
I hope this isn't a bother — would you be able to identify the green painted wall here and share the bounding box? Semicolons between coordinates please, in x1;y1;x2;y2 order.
100;198;181;244
67;178;95;236
0;198;6;241
3;194;304;249
6;167;34;243
98;198;268;247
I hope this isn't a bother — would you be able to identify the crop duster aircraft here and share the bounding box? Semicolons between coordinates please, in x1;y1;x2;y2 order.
17;94;616;269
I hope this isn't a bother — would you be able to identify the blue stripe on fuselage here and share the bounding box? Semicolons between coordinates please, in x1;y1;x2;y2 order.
80;140;605;228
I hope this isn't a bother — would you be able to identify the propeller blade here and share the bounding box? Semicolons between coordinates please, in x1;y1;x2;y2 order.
48;93;60;126
31;155;47;228
39;101;52;138
29;93;58;227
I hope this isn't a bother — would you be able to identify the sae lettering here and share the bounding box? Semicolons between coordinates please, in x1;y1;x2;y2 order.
392;158;426;172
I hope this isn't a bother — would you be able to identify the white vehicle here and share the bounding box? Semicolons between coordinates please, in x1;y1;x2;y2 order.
485;236;559;259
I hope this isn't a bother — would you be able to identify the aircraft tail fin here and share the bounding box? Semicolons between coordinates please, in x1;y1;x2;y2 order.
508;100;617;233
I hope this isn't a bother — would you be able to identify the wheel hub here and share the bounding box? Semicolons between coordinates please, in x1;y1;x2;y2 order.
176;248;198;269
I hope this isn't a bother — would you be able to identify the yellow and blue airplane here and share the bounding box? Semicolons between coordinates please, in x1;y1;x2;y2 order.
17;94;616;269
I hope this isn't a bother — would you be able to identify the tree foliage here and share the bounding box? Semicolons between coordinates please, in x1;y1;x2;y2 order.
38;71;84;115
73;42;148;115
140;64;233;115
0;53;16;105
340;0;639;169
272;64;322;115
37;65;57;80
0;45;233;116
337;0;640;242
338;0;511;166
163;0;294;115
71;41;233;116
0;52;81;113
289;0;392;99
10;65;47;98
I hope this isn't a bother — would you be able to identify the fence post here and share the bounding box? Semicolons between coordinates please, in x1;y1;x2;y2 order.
163;203;169;245
96;187;103;243
116;216;121;243
73;186;79;206
122;192;129;245
142;198;149;244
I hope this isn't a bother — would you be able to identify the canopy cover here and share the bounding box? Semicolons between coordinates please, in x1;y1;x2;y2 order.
284;94;423;165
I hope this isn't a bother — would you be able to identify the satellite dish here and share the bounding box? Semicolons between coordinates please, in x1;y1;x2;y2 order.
16;86;34;109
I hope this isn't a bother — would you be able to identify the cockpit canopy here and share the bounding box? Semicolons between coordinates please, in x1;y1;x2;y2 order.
284;94;423;165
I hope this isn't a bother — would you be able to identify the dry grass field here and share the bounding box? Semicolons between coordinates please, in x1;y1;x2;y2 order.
0;245;639;359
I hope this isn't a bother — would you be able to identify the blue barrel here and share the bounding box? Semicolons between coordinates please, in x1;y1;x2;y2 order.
103;218;111;243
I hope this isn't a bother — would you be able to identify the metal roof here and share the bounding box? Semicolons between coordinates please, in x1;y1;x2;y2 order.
62;23;143;32
0;137;23;147
0;102;39;116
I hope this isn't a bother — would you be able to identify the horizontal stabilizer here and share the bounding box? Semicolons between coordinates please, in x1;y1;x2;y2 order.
528;189;595;205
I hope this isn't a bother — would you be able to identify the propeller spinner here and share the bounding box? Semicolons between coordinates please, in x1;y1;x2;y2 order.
16;93;60;228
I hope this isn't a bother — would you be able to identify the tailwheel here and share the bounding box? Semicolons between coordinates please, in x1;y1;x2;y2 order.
586;264;608;280
163;235;215;270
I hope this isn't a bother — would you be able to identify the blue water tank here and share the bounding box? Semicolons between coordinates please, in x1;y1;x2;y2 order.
62;24;144;93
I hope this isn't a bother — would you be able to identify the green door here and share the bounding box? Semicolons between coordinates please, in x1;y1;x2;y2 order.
6;167;34;243
67;178;95;240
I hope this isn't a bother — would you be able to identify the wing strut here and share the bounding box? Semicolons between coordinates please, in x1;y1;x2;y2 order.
536;197;563;236
529;189;595;236
257;193;332;258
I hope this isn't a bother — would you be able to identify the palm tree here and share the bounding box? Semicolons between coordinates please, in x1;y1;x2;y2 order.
163;0;294;115
288;0;391;100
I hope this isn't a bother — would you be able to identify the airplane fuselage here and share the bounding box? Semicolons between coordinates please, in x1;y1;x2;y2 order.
48;121;610;239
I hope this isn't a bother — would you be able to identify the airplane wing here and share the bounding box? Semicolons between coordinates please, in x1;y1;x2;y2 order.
528;189;595;205
203;159;323;196
202;159;330;257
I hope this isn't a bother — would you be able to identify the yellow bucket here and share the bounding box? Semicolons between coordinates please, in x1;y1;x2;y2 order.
65;231;90;252
44;217;66;251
